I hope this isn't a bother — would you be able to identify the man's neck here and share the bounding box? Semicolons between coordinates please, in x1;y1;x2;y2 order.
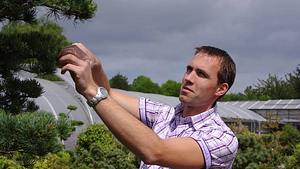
182;104;214;117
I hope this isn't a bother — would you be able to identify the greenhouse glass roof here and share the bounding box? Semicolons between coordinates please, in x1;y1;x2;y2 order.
222;99;300;110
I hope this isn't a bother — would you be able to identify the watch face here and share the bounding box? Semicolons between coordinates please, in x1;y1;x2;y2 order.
99;87;108;98
87;87;108;107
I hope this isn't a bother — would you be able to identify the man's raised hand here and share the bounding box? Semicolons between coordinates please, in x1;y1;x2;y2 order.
58;43;110;92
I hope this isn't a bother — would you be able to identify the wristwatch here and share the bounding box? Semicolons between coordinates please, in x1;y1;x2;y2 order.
86;87;108;107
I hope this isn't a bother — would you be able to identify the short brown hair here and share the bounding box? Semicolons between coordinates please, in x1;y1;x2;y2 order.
195;46;236;91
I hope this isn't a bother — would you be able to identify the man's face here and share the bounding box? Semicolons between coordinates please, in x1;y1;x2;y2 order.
179;52;225;108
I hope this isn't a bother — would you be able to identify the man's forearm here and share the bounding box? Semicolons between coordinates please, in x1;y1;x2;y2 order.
94;96;163;164
110;90;140;119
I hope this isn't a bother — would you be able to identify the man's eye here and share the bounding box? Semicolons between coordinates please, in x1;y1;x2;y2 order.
196;71;204;77
196;70;208;78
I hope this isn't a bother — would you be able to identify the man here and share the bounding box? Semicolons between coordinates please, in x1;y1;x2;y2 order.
57;43;238;169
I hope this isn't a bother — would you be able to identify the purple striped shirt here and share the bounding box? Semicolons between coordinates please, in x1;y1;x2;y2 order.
139;97;238;169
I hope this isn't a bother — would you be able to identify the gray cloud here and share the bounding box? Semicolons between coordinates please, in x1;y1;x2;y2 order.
58;0;300;92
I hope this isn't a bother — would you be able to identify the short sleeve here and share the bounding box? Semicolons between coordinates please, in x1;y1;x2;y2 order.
190;130;238;169
139;97;166;128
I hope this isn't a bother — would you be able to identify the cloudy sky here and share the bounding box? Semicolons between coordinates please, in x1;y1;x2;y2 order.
58;0;300;93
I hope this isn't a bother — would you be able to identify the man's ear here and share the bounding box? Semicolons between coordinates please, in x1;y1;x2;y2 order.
216;83;229;97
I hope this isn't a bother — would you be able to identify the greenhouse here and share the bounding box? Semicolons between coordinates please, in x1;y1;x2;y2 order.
223;99;300;129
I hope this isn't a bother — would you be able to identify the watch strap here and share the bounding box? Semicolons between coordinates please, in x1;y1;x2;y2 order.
86;87;108;107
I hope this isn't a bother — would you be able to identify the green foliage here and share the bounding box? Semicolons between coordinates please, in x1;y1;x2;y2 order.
109;73;130;90
233;124;300;169
74;124;139;169
286;64;300;98
57;112;83;141
285;144;300;169
67;105;77;112
0;76;43;114
251;74;293;99
243;86;271;101
222;86;271;101
110;74;181;96
57;113;74;141
0;110;64;167
0;111;62;155
223;64;300;101
278;124;300;155
221;92;248;101
0;0;97;23
0;109;80;167
66;104;77;117
227;119;249;134
261;112;280;133
160;80;181;97
57;105;83;141
234;131;282;169
222;64;300;101
76;124;121;153
0;20;69;73
130;75;160;94
0;20;69;114
0;156;25;169
0;0;97;115
0;1;97;168
71;120;84;126
32;151;72;169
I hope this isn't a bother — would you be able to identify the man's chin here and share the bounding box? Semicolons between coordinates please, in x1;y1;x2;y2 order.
179;95;188;103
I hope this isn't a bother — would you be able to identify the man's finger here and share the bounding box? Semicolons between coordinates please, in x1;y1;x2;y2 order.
58;45;76;58
58;54;86;68
58;44;87;60
75;43;93;56
61;64;80;85
72;43;93;61
57;54;74;68
61;63;80;75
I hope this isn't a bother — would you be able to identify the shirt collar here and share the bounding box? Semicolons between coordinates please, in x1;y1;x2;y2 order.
174;103;217;130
